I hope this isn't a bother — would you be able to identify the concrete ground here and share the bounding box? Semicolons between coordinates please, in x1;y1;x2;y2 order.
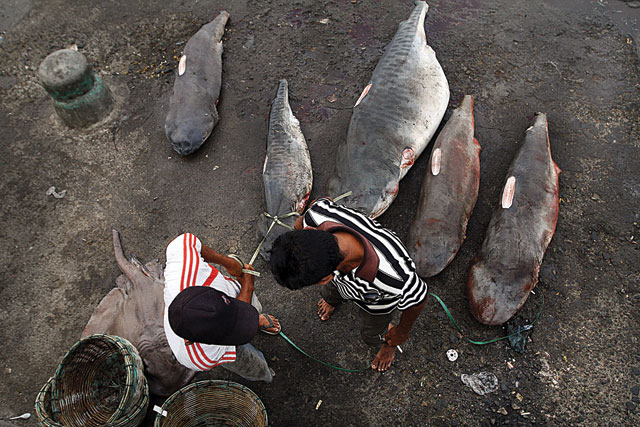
0;0;639;425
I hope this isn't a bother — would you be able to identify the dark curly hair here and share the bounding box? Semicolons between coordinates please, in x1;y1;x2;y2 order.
268;229;344;290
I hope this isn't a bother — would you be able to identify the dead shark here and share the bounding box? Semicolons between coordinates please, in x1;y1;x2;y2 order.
467;113;560;325
165;11;229;155
260;79;313;261
328;1;449;218
407;95;480;277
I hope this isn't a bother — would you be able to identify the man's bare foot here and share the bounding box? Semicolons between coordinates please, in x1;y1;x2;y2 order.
372;322;397;372
371;343;397;372
317;299;335;321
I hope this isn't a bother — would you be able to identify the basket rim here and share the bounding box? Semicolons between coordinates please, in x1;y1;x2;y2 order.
112;390;150;427
34;376;63;427
154;379;268;427
50;334;145;425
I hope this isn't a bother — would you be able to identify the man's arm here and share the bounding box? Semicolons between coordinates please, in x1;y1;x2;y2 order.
200;243;243;277
384;300;426;346
200;242;255;303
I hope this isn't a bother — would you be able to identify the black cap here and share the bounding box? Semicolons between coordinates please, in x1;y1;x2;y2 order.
168;287;259;345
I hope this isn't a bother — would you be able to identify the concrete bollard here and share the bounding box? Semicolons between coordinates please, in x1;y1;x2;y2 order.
38;49;113;128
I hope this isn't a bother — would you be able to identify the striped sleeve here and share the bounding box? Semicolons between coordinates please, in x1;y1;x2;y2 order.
397;273;428;310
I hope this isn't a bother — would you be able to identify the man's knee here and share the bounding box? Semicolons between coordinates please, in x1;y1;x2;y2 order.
222;344;273;382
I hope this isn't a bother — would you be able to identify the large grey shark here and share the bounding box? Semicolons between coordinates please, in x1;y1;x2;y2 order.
328;1;449;218
165;11;229;155
260;80;313;261
467;113;561;325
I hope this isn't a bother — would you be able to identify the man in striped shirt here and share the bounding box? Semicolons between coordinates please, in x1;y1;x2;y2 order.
269;198;428;372
164;233;281;382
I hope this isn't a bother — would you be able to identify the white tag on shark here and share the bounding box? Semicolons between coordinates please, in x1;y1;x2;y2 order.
431;148;441;176
502;176;516;209
354;83;372;107
178;55;186;76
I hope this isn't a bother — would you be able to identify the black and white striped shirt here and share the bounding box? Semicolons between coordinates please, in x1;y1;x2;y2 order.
303;198;427;315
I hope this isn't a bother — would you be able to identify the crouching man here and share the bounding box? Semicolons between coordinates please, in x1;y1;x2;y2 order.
164;233;281;382
269;198;427;372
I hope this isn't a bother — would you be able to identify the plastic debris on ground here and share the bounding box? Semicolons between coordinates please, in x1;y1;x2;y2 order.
9;413;31;420
461;372;499;395
46;186;67;199
446;349;458;362
505;316;533;354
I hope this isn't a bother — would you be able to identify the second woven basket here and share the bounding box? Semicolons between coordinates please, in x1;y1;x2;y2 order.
154;380;267;427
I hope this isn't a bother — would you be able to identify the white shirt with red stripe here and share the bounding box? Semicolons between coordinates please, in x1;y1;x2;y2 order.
163;233;242;371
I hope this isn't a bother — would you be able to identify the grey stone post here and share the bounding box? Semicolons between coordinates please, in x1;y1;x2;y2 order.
38;49;113;128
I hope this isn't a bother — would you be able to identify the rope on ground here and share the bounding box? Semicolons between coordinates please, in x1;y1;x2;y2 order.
278;331;369;372
428;290;545;345
277;290;545;372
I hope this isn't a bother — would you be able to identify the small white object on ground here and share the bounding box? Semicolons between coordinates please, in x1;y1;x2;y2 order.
46;186;66;198
446;349;458;361
9;413;31;420
315;399;322;410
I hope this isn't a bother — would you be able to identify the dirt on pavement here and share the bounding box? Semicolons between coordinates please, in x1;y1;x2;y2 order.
0;0;639;425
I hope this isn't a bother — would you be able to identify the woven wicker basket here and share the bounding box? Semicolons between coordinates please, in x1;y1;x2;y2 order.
154;380;268;427
35;375;149;427
37;334;148;427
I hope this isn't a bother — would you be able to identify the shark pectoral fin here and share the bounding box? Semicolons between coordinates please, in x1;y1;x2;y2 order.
81;288;127;338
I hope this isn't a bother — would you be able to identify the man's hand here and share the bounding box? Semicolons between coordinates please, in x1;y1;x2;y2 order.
235;264;255;304
384;324;410;347
384;300;426;347
237;264;256;287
